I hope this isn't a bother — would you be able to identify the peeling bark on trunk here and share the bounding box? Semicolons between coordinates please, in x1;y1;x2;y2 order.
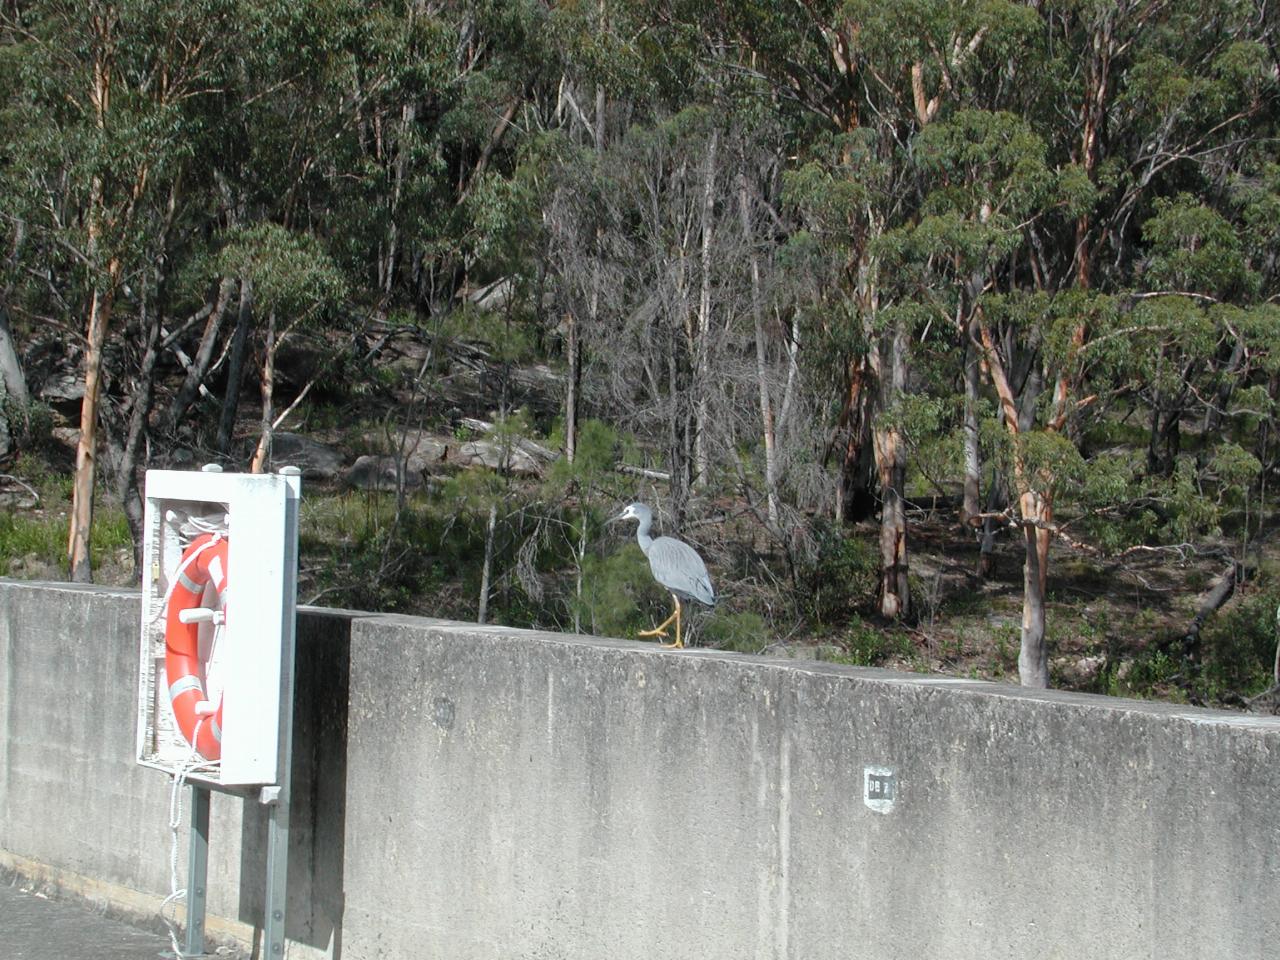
478;502;497;624
979;317;1053;686
69;271;116;582
872;318;910;620
874;424;910;619
1018;490;1051;688
249;309;277;474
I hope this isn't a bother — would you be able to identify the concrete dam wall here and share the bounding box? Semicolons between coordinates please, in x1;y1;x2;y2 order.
1;579;1277;959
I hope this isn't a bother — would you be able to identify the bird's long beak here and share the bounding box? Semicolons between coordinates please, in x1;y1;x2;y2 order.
608;510;627;523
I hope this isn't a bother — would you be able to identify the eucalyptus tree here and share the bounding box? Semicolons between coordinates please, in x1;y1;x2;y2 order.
960;0;1278;685
0;0;241;579
717;0;1041;620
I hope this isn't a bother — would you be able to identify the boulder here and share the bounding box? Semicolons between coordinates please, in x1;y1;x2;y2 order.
454;439;543;476
272;432;346;480
395;432;449;470
345;454;425;492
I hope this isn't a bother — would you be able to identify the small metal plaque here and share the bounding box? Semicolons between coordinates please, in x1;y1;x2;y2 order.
864;766;896;814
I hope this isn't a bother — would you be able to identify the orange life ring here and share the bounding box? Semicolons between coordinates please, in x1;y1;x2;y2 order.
164;533;228;761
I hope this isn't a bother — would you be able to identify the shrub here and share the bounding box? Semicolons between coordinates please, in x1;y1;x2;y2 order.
799;521;878;625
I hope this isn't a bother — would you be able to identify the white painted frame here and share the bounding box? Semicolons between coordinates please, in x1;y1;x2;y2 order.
136;469;301;787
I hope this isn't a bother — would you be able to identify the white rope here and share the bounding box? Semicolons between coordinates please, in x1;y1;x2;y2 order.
159;717;221;957
148;531;224;626
153;509;230;955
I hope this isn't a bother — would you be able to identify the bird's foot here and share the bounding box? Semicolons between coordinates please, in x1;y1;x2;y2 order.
659;638;684;649
637;626;668;639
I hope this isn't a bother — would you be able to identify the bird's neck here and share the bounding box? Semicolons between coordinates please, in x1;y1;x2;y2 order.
635;523;653;554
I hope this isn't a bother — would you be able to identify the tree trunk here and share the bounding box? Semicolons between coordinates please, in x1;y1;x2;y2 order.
667;326;690;524
978;316;1056;686
565;309;580;464
0;357;8;459
739;173;779;528
962;330;982;526
977;471;1007;578
118;276;164;569
1018;489;1051;688
1182;561;1238;662
217;278;253;455
69;271;117;582
566;79;607;466
478;501;497;624
875;425;910;619
68;20;116;583
165;277;235;432
573;509;587;634
872;319;910;619
833;357;877;523
1204;337;1245;437
0;302;27;407
693;128;718;489
249;309;277;473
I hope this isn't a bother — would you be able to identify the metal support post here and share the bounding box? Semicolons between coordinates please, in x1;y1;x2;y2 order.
262;786;290;959
263;466;300;959
184;784;211;958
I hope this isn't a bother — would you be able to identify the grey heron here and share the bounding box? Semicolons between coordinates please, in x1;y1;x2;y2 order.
612;502;716;648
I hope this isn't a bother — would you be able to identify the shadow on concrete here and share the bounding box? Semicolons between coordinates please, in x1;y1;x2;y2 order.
239;609;351;959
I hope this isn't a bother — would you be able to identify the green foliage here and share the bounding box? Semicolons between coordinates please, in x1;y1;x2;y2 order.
573;545;661;639
1197;584;1280;700
0;397;55;455
0;503;129;576
833;618;917;668
799;523;879;625
215;224;348;322
1;0;1278;710
437;306;539;364
547;419;619;490
1143;195;1256;297
0;512;65;570
440;467;506;514
699;610;769;653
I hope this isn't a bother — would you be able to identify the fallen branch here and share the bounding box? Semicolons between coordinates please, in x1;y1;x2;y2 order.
615;463;670;482
1246;682;1280;715
159;325;214;401
0;473;39;507
1182;562;1239;652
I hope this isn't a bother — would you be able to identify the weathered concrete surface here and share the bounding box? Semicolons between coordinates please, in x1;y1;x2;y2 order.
342;617;1280;960
2;579;1279;960
0;580;353;958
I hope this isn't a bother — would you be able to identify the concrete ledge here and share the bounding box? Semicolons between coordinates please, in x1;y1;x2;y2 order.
340;615;1280;960
3;579;1279;960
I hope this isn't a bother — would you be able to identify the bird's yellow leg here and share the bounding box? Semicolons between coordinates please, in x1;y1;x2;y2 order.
660;597;684;649
638;604;677;638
